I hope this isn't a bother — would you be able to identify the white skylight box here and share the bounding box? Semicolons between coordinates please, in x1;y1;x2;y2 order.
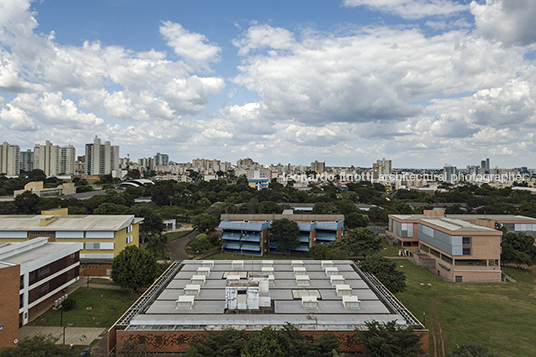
342;295;360;309
176;295;195;309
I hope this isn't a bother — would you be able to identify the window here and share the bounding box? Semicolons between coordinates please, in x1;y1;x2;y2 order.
127;225;133;233
126;235;133;244
463;248;471;255
455;276;463;282
462;237;471;245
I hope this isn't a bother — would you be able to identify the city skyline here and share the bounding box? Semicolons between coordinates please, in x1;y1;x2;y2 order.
1;1;536;168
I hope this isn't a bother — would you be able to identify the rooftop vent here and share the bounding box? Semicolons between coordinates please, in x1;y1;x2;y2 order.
321;260;334;269
232;260;244;269
202;260;214;268
296;274;310;286
190;275;206;286
342;295;360;309
196;267;211;276
330;275;345;285
293;267;307;276
176;295;195;309
325;267;339;276
335;284;352;296
262;260;274;268
301;295;318;309
184;284;201;296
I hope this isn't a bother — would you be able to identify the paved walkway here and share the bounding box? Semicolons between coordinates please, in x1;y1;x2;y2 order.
168;230;199;261
19;326;106;346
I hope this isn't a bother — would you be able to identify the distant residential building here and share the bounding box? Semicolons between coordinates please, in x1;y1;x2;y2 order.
236;157;259;170
138;157;154;171
34;141;76;176
373;158;392;179
154;153;169;167
0;142;20;176
443;164;457;182
85;136;119;176
310;160;326;173
59;145;76;175
19;149;33;172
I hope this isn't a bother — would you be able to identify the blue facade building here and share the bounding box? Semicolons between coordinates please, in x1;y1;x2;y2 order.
219;214;344;256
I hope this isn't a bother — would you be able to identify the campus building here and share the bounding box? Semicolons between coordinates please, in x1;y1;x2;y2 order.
219;214;344;256
0;237;81;349
386;211;531;282
0;208;143;277
389;212;536;247
107;260;428;356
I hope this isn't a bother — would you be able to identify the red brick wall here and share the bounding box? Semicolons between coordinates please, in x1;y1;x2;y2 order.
0;265;20;349
113;328;428;356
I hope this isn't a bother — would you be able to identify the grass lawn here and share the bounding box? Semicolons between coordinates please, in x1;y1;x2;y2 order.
32;288;138;328
164;230;193;242
395;259;536;357
378;238;404;257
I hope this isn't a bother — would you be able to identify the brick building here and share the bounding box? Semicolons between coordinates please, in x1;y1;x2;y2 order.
0;237;80;348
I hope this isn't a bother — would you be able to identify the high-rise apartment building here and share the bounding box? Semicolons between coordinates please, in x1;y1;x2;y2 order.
154;153;169;167
311;160;326;173
443;164;457;182
34;141;76;176
0;142;20;176
85;136;119;175
59;145;76;175
20;149;33;172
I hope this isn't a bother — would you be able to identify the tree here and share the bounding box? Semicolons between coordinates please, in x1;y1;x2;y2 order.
356;320;424;357
501;232;536;266
94;202;127;215
0;334;75;357
27;169;46;182
192;213;220;233
270;218;300;253
126;169;141;179
331;228;380;257
129;204;164;242
187;233;214;254
309;244;348;260
243;327;285;357
111;246;159;292
449;344;499;357
345;212;370;229
14;191;40;214
188;328;244;357
359;255;406;294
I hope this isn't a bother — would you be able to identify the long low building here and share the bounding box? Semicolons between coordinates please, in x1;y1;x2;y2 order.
0;208;143;276
0;237;81;349
219;213;344;256
107;259;428;356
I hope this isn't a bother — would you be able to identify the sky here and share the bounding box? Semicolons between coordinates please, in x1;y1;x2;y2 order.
1;0;536;169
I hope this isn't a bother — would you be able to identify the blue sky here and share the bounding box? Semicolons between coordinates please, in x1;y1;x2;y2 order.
1;0;536;169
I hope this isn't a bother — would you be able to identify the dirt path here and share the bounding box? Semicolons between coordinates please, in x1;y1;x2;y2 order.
168;230;199;261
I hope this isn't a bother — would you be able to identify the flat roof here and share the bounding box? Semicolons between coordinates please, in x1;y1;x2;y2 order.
391;214;536;223
119;260;419;332
420;218;497;233
0;215;140;231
